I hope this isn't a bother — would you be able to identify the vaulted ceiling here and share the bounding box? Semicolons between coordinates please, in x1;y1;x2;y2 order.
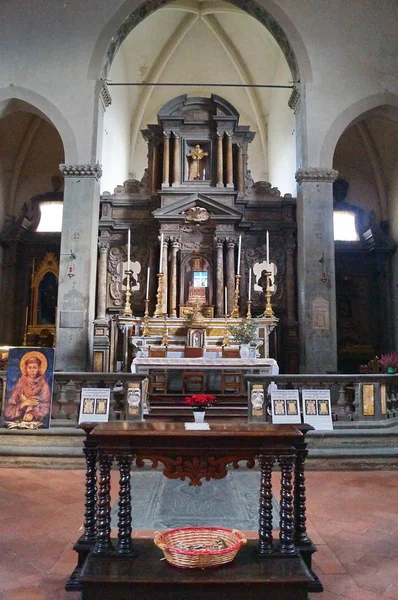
108;0;292;182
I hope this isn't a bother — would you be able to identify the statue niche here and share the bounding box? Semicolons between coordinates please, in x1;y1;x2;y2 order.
179;253;214;318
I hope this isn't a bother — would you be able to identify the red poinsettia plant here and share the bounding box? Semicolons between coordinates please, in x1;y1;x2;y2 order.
184;393;216;411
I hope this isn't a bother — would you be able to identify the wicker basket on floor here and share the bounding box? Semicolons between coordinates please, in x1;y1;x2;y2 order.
154;526;247;569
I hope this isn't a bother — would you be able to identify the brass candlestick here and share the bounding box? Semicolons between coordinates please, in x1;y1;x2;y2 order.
222;315;230;346
230;274;241;318
123;270;133;317
154;272;164;318
246;299;252;319
142;299;150;337
264;271;275;318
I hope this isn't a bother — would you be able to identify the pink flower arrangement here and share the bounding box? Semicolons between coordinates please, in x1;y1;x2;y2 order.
379;353;398;373
184;393;216;411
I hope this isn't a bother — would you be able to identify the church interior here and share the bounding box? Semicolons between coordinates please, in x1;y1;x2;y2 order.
0;0;398;598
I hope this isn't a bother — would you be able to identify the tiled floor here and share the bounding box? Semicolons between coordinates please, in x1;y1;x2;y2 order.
0;469;397;599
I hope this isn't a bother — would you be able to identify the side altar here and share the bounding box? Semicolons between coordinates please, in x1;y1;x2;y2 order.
93;94;298;373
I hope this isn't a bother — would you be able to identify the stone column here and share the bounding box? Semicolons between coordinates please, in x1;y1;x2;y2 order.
169;239;179;317
162;237;169;315
172;132;181;187
237;144;244;193
216;131;224;188
225;132;234;188
215;238;224;316
57;163;102;370
285;243;296;324
226;239;235;314
162;132;170;188
96;239;109;322
296;167;338;373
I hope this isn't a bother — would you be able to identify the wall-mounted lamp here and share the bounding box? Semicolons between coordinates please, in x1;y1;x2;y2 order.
68;250;76;278
319;253;327;283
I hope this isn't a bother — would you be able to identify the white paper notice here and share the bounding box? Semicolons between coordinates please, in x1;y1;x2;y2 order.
184;422;210;430
78;388;110;424
271;389;301;424
301;389;333;430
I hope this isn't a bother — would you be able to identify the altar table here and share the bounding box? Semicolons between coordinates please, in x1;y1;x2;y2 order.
73;421;322;599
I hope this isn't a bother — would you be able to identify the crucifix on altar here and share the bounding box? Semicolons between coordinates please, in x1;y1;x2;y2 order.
187;144;209;180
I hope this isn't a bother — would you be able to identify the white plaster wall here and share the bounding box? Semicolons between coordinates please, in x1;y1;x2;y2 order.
101;49;132;193
267;55;296;194
0;0;396;170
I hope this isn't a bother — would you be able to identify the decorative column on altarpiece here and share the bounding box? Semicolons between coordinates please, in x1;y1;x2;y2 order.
172;132;181;187
96;238;109;322
225;132;234;188
162;132;170;188
226;239;235;314
237;144;244;194
169;239;179;317
216;131;224;188
215;238;224;316
162;236;169;315
295;167;338;373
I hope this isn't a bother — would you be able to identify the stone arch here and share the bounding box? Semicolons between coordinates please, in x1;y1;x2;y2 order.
320;93;398;168
0;86;78;163
88;0;312;84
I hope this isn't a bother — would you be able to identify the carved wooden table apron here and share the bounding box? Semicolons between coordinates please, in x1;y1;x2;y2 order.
77;421;320;600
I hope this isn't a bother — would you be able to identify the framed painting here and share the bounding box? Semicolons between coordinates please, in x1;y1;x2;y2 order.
2;347;55;430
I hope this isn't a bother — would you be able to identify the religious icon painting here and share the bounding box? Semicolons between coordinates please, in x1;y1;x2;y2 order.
305;399;317;416
274;399;286;415
286;400;299;416
82;398;95;415
317;399;330;416
2;347;55;430
95;398;107;415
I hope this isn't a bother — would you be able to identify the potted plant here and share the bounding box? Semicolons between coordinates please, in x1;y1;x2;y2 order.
228;319;258;358
184;393;216;422
379;352;398;374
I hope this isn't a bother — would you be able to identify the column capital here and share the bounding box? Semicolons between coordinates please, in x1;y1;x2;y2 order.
226;238;236;249
225;131;233;139
163;131;171;139
172;130;180;139
100;80;112;109
98;238;110;252
171;238;180;249
288;86;300;112
214;237;225;248
216;130;224;139
295;167;338;183
60;163;103;180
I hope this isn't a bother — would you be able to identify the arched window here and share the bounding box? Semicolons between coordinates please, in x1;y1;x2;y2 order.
36;201;63;232
333;210;359;242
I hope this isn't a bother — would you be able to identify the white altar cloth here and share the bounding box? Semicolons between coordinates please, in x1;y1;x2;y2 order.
131;357;279;375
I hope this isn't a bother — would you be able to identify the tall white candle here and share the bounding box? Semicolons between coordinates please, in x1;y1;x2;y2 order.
266;231;270;267
248;268;252;301
237;235;242;275
159;233;164;272
224;286;228;315
127;229;131;271
146;266;150;300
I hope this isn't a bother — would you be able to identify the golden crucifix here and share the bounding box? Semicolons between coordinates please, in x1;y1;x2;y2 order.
187;144;208;180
